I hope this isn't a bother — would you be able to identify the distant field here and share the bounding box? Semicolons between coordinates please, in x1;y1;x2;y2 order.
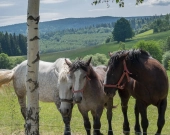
12;30;170;62
134;29;153;38
39;30;170;62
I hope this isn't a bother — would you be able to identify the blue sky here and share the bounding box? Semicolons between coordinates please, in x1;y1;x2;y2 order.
0;0;170;26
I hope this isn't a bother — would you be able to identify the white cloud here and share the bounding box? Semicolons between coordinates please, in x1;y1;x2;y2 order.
143;0;170;6
88;8;113;12
40;12;66;21
0;15;26;26
0;12;66;26
41;0;67;4
0;2;14;7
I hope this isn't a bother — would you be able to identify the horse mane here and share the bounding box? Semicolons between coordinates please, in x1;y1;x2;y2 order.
109;49;151;67
70;60;88;72
58;63;69;82
70;59;97;79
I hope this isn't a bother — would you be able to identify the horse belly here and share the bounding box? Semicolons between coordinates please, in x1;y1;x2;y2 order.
38;84;56;102
79;96;105;112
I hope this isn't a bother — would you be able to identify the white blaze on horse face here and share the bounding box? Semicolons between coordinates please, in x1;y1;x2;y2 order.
58;79;72;115
72;69;85;102
74;69;86;91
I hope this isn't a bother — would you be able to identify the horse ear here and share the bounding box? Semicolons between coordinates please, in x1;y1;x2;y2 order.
65;58;72;67
122;51;129;59
86;57;92;66
108;52;113;57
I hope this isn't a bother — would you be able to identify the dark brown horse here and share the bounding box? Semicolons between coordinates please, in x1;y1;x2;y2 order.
104;49;169;135
65;57;114;135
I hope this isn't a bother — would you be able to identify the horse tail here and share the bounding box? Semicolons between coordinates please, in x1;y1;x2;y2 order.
0;69;15;87
0;64;19;87
112;103;119;109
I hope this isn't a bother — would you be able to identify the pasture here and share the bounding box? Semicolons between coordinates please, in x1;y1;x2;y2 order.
0;70;170;134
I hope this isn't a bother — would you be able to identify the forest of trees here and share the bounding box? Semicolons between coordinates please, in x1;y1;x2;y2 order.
0;32;27;56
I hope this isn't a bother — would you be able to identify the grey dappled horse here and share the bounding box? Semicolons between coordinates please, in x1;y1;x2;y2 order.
65;57;114;135
0;58;73;135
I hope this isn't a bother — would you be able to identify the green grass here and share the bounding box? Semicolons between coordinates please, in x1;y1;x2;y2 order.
134;29;153;38
0;75;170;135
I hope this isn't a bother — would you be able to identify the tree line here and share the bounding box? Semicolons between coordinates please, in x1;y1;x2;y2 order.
0;32;27;56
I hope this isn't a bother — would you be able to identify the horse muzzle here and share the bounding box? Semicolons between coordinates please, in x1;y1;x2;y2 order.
104;87;116;97
73;94;82;103
59;102;72;117
59;107;71;117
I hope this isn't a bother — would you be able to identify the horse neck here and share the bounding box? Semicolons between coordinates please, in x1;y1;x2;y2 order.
88;66;98;80
84;66;103;96
126;57;151;83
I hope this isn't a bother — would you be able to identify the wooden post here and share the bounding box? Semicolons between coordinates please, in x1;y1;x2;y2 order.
25;0;40;134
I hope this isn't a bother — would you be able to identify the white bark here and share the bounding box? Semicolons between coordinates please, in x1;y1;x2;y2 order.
26;0;40;134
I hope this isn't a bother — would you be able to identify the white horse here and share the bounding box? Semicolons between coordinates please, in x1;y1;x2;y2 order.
0;58;73;135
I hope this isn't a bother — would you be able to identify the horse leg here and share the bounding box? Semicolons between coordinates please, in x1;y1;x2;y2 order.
61;104;73;135
118;90;130;135
81;111;91;135
78;107;91;135
106;97;113;135
155;98;167;135
17;95;26;119
91;108;103;135
137;100;148;135
134;100;141;135
62;115;72;135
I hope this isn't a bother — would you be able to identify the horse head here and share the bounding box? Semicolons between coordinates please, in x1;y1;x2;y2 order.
65;57;92;103
104;50;130;97
57;59;73;117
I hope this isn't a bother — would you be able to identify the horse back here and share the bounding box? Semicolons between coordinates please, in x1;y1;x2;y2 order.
93;65;106;82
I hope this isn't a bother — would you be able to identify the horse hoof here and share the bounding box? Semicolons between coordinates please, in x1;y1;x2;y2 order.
108;130;114;135
64;131;71;135
93;132;103;135
135;132;142;135
123;131;130;135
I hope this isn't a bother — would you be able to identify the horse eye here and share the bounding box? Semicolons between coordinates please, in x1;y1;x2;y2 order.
70;87;72;90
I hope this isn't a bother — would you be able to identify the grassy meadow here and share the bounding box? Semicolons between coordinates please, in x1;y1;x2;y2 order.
0;30;170;134
0;73;170;135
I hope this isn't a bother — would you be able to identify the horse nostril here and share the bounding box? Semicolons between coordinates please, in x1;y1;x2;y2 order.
66;109;69;113
80;97;82;101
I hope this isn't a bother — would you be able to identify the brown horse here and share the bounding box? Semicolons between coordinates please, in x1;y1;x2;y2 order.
104;49;169;135
65;57;114;135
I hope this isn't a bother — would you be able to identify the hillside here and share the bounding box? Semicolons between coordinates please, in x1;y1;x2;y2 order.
36;30;170;61
1;15;167;55
0;16;152;35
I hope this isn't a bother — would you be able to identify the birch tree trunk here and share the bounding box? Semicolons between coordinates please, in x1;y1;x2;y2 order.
25;0;40;134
